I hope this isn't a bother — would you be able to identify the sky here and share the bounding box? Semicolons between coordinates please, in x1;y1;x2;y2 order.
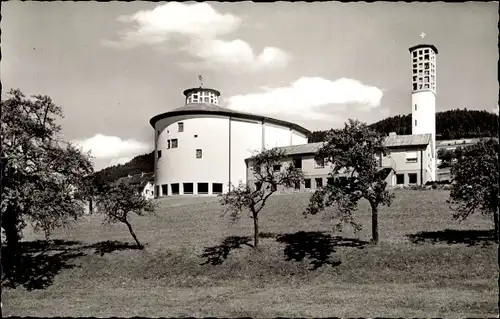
2;2;498;171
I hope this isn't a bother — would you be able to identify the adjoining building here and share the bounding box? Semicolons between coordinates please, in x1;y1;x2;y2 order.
117;172;155;200
149;86;310;197
245;132;434;191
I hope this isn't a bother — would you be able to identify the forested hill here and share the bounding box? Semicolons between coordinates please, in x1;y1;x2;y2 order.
309;109;498;143
93;151;154;184
95;109;498;182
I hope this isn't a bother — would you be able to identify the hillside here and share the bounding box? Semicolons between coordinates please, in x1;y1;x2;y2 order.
96;109;498;181
310;109;498;143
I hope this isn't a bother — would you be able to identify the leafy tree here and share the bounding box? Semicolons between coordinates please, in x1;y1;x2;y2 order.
219;148;304;248
306;119;395;244
94;179;157;248
448;139;499;240
1;89;94;256
437;148;454;163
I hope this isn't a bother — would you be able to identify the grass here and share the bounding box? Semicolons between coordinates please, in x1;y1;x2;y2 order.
2;190;498;317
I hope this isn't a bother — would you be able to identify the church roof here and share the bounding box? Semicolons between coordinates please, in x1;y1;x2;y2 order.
384;133;432;148
149;103;311;136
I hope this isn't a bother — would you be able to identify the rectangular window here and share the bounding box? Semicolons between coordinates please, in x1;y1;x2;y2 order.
196;149;202;159
178;122;184;132
212;183;223;194
413;51;417;57
171;183;179;195
409;173;418;184
415;104;417;111
157;150;162;158
396;174;404;185
315;178;323;188
412;76;417;81
327;177;334;185
415;119;417;126
314;158;325;168
171;139;178;148
273;164;281;172
204;97;209;103
161;184;168;196
183;183;193;194
292;158;302;169
167;140;170;149
198;183;209;194
413;83;417;90
304;179;311;189
406;151;418;163
156;185;160;197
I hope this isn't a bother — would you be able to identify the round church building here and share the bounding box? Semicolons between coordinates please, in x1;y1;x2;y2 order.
149;86;311;197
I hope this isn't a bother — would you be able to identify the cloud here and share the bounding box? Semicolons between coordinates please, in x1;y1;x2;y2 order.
226;77;384;120
72;134;151;159
104;2;289;72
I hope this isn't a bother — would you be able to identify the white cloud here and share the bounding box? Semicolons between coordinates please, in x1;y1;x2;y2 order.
72;134;151;159
226;77;384;120
104;2;289;72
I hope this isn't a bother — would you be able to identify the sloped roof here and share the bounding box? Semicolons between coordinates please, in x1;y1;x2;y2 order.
245;134;431;160
149;103;311;136
118;172;154;191
384;133;431;148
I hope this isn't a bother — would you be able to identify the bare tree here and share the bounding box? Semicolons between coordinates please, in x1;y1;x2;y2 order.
219;148;304;248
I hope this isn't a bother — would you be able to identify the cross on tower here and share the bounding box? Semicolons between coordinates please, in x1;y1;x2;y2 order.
420;32;426;39
198;74;204;88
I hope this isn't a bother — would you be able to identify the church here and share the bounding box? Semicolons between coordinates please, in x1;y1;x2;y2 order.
150;43;439;197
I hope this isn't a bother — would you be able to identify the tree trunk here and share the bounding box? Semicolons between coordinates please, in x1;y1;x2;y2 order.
253;213;259;249
124;220;143;249
370;202;379;244
3;210;20;257
493;207;499;243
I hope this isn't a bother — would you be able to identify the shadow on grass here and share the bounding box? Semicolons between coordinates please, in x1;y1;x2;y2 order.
201;231;369;270
87;240;143;256
2;239;142;290
407;229;496;246
200;236;253;265
276;231;369;270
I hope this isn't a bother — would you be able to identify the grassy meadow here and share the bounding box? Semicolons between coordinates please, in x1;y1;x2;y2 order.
2;189;498;317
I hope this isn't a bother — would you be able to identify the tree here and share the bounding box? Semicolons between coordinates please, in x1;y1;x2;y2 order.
219;148;304;248
448;138;499;240
1;89;94;256
437;148;454;163
94;179;157;248
306;119;395;244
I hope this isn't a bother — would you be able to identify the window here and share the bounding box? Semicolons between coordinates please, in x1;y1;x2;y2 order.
304;179;311;189
198;183;209;194
409;173;418;184
415;119;417;126
273;164;281;172
171;183;179;195
196;149;202;159
161;184;168;196
292;158;302;169
314;158;325;168
178;122;184;132
414;104;417;111
327;177;335;185
157;150;162;158
315;178;323;188
413;51;417;57
212;183;223;194
396;174;404;185
171;139;178;148
424;63;429;69
406;151;418;163
424;54;429;60
167;140;171;149
204;97;209;103
413;83;417;90
156;185;160;197
255;182;262;191
424;84;429;89
194;135;198;138
253;164;261;174
294;181;300;190
412;76;417;81
183;183;193;194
